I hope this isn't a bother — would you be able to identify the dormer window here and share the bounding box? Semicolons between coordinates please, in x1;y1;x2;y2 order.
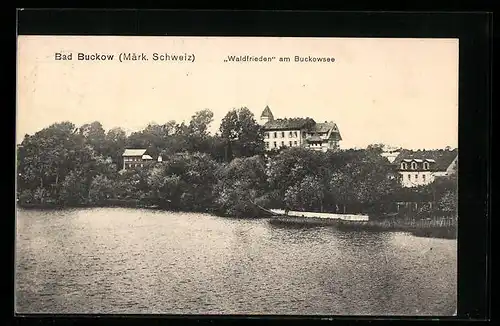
401;162;407;170
423;162;429;170
411;162;417;170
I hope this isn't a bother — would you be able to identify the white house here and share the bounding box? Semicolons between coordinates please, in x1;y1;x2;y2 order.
122;149;154;170
392;149;458;187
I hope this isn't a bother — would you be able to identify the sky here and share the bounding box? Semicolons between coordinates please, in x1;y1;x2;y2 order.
17;36;458;149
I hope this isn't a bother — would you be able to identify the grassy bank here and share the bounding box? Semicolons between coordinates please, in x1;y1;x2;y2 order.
335;217;457;239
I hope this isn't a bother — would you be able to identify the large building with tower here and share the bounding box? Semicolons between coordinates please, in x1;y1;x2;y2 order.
259;106;342;152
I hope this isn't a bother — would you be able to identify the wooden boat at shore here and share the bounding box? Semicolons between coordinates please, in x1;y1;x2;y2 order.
250;201;369;226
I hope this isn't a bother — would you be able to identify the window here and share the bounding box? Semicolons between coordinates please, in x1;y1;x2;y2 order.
422;174;426;181
281;131;285;138
289;141;292;146
289;131;293;137
407;174;411;180
281;141;284;147
423;162;429;170
273;132;277;138
273;141;277;148
401;162;407;170
294;141;298;146
411;162;417;170
265;142;269;149
415;174;418;180
265;132;269;139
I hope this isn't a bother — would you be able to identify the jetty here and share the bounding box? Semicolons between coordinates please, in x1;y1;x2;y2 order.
251;201;369;226
268;209;369;221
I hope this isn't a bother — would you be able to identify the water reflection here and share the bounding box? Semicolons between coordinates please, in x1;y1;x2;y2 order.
16;208;456;315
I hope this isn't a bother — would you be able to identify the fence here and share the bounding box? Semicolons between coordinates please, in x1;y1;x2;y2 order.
364;216;457;229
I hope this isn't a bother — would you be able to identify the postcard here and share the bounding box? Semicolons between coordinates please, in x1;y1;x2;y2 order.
16;35;458;315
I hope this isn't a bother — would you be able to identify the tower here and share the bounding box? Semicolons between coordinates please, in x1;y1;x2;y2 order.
260;105;274;125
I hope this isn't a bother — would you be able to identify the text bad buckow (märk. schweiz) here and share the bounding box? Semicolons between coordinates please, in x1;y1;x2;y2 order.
54;52;196;63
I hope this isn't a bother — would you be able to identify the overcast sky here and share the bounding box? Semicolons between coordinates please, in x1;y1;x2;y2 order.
17;36;458;149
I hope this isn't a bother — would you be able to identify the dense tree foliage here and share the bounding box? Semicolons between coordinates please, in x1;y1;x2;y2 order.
214;155;269;217
16;109;457;219
219;107;265;161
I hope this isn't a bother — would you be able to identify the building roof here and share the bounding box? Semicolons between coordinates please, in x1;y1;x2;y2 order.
122;149;147;157
142;154;153;160
263;117;316;130
311;122;342;141
393;149;458;171
260;106;274;119
312;122;337;133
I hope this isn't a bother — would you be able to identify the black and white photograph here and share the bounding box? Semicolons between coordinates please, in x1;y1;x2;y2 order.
16;36;458;316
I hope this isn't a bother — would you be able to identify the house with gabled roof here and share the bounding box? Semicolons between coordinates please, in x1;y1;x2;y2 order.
391;148;458;187
259;106;342;152
122;148;157;170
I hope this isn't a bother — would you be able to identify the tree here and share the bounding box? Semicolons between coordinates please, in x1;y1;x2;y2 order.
214;155;269;217
219;107;264;161
89;175;115;204
143;152;220;211
79;121;106;155
189;109;213;137
366;143;386;154
266;147;324;201
185;109;215;153
105;127;127;167
438;190;457;215
126;122;175;158
58;170;88;205
18;122;80;197
285;175;325;212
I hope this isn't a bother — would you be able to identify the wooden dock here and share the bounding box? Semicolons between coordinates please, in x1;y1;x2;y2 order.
268;209;369;221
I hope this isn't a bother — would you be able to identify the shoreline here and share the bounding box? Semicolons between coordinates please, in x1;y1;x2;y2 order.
335;220;457;240
17;203;457;240
267;215;457;240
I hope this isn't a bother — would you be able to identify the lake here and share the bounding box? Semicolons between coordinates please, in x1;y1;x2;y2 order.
15;207;457;315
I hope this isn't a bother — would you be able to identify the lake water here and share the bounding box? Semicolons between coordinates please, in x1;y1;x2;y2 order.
15;207;457;315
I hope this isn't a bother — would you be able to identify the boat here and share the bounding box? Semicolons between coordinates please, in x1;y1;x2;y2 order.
250;201;369;226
